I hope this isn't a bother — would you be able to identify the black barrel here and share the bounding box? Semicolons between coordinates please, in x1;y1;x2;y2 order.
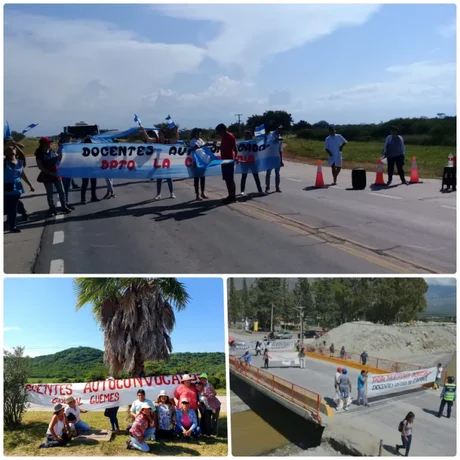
352;168;366;190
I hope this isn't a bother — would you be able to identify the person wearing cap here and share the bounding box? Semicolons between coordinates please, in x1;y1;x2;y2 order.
139;125;177;200
127;402;155;452
65;396;90;434
103;377;120;432
438;376;456;418
175;398;201;439
240;130;263;195
215;123;237;204
129;389;156;440
189;128;210;201
4;146;34;233
338;368;352;411
265;125;284;193
154;390;176;438
324;126;347;186
35;137;72;216
39;403;72;448
198;372;221;436
174;375;199;419
382;126;409;186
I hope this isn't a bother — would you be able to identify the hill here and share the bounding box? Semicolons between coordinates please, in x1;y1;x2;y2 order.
28;347;226;389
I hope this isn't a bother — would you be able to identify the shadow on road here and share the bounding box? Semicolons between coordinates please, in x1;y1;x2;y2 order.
382;444;398;455
422;408;440;417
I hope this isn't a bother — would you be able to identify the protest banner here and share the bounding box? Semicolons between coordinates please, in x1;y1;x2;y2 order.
58;139;281;179
367;367;437;396
230;340;295;352
25;374;201;410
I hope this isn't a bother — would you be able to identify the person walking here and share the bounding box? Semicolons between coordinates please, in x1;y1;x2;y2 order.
338;368;352;411
324;126;347;185
438;376;456;418
215;123;237;203
396;411;415;456
265;125;283;193
334;367;343;410
382;126;409;186
263;348;270;369
298;345;306;369
357;370;369;407
103;377;119;432
189;128;209;201
241;130;263;195
255;341;262;356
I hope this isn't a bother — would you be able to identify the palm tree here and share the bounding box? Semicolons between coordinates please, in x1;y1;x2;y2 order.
75;278;190;377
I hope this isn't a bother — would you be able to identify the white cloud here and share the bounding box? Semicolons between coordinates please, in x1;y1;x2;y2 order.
435;21;456;38
157;4;381;74
424;278;456;287
4;327;20;332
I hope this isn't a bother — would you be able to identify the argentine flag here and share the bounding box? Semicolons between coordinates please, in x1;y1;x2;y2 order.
165;114;176;129
134;114;142;126
21;123;39;135
194;146;226;169
255;124;265;136
4;121;11;140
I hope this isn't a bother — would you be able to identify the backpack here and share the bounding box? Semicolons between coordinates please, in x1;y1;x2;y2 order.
398;420;404;432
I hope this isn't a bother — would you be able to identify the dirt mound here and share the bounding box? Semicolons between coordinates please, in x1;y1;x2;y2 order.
316;321;456;365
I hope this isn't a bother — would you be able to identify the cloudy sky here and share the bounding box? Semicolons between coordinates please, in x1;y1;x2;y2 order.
4;3;456;135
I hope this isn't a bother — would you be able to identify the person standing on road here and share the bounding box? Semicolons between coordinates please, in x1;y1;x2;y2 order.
434;363;443;390
324;126;347;186
263;348;270;369
396;411;415;456
339;368;352;411
340;346;346;360
80;136;100;204
189;128;209;201
334;367;343;409
241;130;264;195
360;351;368;366
382;126;409;186
240;350;252;367
329;343;335;358
215;123;237;203
298;345;306;369
58;133;76;210
255;341;262;356
357;370;369;407
265;125;283;193
438;376;456;418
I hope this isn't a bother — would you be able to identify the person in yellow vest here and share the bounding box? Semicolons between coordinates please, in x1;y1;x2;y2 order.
437;376;456;418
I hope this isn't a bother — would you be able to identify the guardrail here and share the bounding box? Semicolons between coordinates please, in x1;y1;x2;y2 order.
307;346;423;373
229;356;323;424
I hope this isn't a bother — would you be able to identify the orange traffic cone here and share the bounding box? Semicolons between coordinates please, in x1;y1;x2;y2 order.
315;160;325;188
409;156;420;183
374;158;385;185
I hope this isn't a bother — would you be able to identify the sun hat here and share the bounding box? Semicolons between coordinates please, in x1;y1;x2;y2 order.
158;390;167;398
106;376;115;380
53;403;64;413
65;396;76;404
181;374;194;382
200;373;208;379
181;398;190;404
141;402;152;409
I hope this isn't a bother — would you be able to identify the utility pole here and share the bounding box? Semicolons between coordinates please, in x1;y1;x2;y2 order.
235;113;243;136
294;306;305;344
270;303;274;333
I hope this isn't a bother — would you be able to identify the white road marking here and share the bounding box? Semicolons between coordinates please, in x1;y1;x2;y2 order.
50;259;64;273
53;231;64;245
441;205;456;210
55;214;64;220
286;178;303;182
369;192;402;200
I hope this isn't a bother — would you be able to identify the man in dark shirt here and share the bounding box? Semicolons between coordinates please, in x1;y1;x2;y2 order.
360;351;368;366
215;123;237;203
382;126;408;185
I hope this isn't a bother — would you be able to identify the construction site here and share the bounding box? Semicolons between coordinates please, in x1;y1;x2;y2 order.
229;320;456;456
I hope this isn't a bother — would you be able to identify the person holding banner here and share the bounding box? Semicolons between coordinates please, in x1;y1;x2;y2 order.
58;133;76;210
190;128;209;200
139;126;177;200
265;125;283;194
215;123;237;203
39;403;72;448
175;398;201;440
127;402;156;452
240;130;263;195
80;136;99;204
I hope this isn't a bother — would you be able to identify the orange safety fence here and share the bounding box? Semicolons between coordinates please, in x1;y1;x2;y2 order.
307;345;423;373
229;356;323;423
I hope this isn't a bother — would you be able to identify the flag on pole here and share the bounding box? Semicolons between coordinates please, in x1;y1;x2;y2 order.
165;114;176;129
254;124;265;136
4;121;11;140
21;123;39;135
134;114;142;127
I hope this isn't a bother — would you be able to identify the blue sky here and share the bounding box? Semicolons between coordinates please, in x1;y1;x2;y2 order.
4;3;456;135
3;278;225;357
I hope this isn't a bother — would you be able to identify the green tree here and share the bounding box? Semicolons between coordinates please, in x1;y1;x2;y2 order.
75;278;190;377
252;278;283;330
4;346;30;430
311;279;338;328
246;110;293;133
228;278;243;325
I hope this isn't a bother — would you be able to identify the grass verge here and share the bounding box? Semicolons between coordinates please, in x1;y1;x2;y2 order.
4;411;228;456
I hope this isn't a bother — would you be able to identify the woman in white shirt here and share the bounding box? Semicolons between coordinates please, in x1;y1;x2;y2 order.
396;411;414;456
190;128;209;201
39;403;72;448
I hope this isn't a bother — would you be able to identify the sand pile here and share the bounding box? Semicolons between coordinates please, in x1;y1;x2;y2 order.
316;321;456;365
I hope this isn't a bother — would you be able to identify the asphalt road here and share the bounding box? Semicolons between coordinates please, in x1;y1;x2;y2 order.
238;354;456;456
4;161;456;274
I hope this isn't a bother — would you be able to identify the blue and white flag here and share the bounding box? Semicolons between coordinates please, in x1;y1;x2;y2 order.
134;114;142;127
21;123;39;135
4;121;11;140
194;146;226;169
165;114;176;129
255;124;265;136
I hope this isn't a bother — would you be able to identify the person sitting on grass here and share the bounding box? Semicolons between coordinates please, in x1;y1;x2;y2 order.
65;396;90;435
175;398;201;440
39;403;72;448
127;402;155;452
129;389;156;440
154;390;177;439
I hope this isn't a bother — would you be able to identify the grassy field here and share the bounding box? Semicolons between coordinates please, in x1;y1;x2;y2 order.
4;411;228;456
284;138;455;179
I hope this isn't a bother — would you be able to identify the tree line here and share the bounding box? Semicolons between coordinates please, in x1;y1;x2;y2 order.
228;278;429;330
